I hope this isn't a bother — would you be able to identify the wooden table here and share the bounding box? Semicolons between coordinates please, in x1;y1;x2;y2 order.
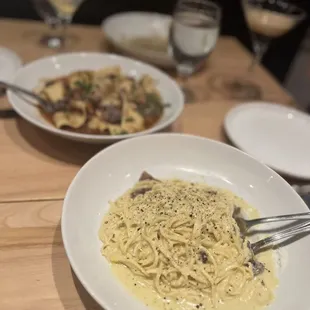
0;18;294;310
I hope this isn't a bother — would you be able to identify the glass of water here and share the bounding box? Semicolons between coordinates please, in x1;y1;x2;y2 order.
169;0;221;103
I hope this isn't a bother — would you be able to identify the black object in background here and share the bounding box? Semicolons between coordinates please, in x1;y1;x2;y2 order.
0;0;309;83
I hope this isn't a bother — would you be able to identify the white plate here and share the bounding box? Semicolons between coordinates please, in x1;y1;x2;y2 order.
102;12;175;68
62;133;310;310
7;52;183;144
225;102;310;180
0;47;22;82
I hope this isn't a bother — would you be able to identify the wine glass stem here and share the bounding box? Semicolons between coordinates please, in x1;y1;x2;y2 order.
176;64;195;103
177;63;196;84
248;39;269;73
49;21;58;33
178;73;189;90
59;17;71;50
177;63;194;76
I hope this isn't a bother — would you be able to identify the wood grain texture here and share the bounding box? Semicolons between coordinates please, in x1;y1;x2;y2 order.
0;200;101;310
0;18;294;202
0;18;298;310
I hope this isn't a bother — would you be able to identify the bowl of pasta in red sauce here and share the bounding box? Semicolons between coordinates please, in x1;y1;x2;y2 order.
8;52;184;144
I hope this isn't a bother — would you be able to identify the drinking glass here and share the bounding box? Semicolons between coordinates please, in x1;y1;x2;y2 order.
32;0;85;49
32;0;62;48
169;0;221;103
210;0;307;100
49;0;84;22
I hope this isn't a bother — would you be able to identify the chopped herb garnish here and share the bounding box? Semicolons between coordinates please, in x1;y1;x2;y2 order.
125;116;134;122
137;93;163;117
74;80;93;94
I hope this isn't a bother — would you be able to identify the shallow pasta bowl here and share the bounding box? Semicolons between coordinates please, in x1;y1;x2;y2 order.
62;133;310;310
7;52;183;144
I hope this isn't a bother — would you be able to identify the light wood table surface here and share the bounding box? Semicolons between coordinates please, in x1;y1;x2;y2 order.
0;18;295;310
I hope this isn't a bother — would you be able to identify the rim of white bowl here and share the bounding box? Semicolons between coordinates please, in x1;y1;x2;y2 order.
102;11;171;23
102;11;172;35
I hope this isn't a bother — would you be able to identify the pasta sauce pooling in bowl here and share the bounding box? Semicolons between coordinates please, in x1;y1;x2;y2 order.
99;172;278;310
34;66;166;135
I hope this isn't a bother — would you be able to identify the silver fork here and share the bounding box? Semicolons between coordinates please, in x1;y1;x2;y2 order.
235;212;310;235
0;80;62;114
251;220;310;253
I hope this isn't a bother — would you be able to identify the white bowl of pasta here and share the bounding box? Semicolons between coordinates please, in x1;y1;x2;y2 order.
62;133;310;310
7;52;184;144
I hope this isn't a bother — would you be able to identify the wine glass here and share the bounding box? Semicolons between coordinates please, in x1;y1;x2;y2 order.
32;0;62;48
169;0;221;103
32;0;85;49
210;0;307;100
48;0;84;23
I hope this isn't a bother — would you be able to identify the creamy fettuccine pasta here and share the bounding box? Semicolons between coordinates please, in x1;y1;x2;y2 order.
99;172;277;310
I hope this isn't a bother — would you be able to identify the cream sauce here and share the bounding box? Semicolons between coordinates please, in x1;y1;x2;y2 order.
99;187;278;310
112;249;277;310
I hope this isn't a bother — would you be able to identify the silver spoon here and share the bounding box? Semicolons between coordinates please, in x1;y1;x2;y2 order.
235;212;310;235
0;80;62;114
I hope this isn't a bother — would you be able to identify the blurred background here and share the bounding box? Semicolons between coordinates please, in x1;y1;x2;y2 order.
1;0;310;107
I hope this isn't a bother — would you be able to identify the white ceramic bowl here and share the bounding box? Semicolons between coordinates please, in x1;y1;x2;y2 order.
8;52;183;144
62;133;310;310
102;12;175;68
